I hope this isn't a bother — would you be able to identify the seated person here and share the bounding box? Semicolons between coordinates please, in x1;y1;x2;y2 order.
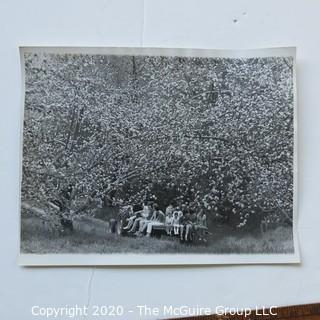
179;213;189;240
172;211;180;235
128;203;153;234
123;203;145;230
184;211;197;241
197;209;207;228
144;204;166;237
195;209;208;241
123;209;142;230
165;211;174;235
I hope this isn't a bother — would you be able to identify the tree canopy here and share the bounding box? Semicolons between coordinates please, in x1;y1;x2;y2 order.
22;52;294;229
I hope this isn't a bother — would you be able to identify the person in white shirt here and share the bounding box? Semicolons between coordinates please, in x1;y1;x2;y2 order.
172;211;180;235
165;211;174;235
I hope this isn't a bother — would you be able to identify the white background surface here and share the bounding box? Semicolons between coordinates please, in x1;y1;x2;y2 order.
0;0;319;319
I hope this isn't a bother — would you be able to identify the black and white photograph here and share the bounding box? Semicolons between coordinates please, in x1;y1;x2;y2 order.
19;47;298;265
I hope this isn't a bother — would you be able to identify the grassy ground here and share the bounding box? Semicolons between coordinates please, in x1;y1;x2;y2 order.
20;216;294;254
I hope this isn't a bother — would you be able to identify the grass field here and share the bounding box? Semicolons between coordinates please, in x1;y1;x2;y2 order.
20;216;294;254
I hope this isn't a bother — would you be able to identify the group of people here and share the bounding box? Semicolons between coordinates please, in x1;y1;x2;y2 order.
121;202;208;241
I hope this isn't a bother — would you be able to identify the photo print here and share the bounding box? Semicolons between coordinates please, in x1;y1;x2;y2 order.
19;47;299;265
